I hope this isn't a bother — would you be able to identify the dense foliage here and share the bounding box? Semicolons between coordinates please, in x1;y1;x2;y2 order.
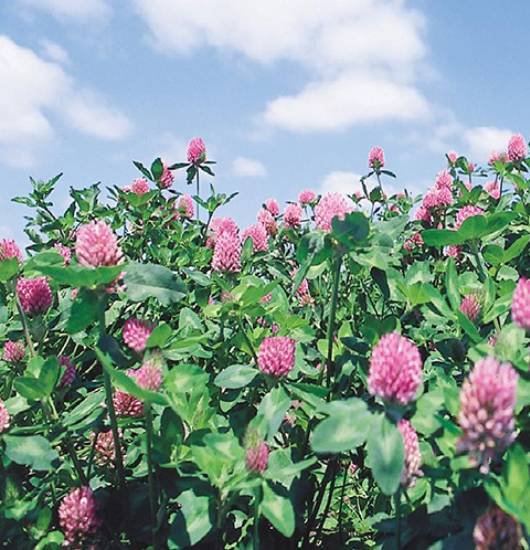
0;136;529;549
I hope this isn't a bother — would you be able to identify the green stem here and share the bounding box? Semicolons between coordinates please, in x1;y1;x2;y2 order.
196;169;201;222
15;294;35;358
98;299;126;489
44;398;87;485
302;462;333;547
395;489;402;549
145;403;159;548
253;485;261;550
338;464;348;543
320;255;342;390
85;430;99;481
470;241;487;282
3;371;15;400
237;317;258;364
313;462;338;545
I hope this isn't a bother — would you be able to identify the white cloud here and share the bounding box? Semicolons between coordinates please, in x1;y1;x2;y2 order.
63;90;132;140
40;39;69;64
134;0;431;132
463;126;512;161
0;35;132;167
17;0;110;20
264;72;430;132
320;171;363;196
232;156;267;177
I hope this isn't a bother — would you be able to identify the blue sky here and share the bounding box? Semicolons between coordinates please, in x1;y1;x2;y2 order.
1;0;528;243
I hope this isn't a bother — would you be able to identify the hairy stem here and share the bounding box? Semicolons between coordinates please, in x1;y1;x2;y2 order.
470;241;487;282
313;463;338;545
196;169;201;222
145;403;159;548
320;255;342;390
338;464;349;542
98;299;126;489
253;485;261;550
395;489;402;549
16;294;35;358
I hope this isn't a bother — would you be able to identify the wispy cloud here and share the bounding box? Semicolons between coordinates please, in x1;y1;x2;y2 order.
0;35;132;167
16;0;110;21
232;157;267;177
134;0;431;133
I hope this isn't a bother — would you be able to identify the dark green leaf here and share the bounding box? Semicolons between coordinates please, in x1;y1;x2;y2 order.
14;377;45;401
168;490;213;548
331;212;370;249
151;157;163;181
366;414;404;495
39;357;60;397
261;483;295;537
133;160;153;181
67;289;98;333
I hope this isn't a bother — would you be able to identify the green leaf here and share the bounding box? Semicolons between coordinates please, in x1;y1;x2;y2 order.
406;283;431;307
199;164;215;177
371;267;390;300
125;190;157;207
331;212;370;249
0;258;19;282
3;435;58;471
311;398;373;453
146;323;172;348
421;229;461;247
261;482;295;537
214;364;258;389
24;251;64;274
186;165;197;184
504;235;530;263
423;213;516;247
124;262;186;306
14;377;45;401
296;232;327;264
165;363;209;394
168;162;189;170
151;157;163;181
445;259;460;311
495;324;526;364
457;214;488;241
168;490;213;548
37;264;123;288
96;348;167;406
456;311;482;343
424;284;455;320
133;160;153;181
181;267;210;286
483;244;505;266
366;413;404;495
67;289;98;333
257;387;291;441
459;212;515;241
39;357;60;397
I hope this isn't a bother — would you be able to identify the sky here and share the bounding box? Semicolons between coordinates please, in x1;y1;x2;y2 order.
0;0;529;243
